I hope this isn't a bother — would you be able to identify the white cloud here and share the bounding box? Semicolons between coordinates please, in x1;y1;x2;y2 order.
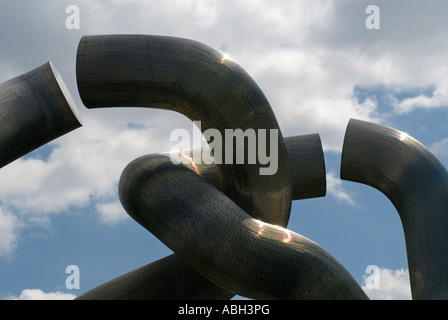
393;81;448;114
9;289;75;300
326;172;356;206
241;46;382;151
430;137;448;167
431;138;448;156
0;110;188;230
96;200;128;225
362;268;412;300
0;208;21;259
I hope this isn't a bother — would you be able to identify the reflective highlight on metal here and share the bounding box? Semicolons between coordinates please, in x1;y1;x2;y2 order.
341;118;448;300
0;62;82;168
76;134;327;300
171;134;326;201
76;34;292;226
76;34;298;300
117;154;368;300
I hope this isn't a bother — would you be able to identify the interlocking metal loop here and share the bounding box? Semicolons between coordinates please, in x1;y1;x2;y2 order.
5;35;448;300
116;153;367;299
76;34;292;226
76;134;334;300
75;34;292;299
74;35;367;300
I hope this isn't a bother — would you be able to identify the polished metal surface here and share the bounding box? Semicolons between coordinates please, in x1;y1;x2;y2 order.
76;34;298;299
0;62;82;168
117;154;367;300
76;134;327;300
76;35;332;299
5;34;448;300
341;118;448;299
284;134;326;200
76;34;292;226
175;134;326;201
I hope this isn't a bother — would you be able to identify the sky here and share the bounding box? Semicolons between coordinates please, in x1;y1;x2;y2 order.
1;0;448;300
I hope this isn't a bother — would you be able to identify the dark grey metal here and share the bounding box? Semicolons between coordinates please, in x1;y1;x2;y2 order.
75;254;234;300
176;134;326;200
284;134;326;200
0;62;82;168
76;34;292;226
341;118;448;300
76;34;297;300
76;134;326;300
117;154;367;300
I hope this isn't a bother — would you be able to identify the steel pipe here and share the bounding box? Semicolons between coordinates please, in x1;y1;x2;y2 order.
284;134;326;200
173;134;326;201
117;154;367;300
76;34;296;300
341;118;448;299
76;133;326;300
75;254;234;300
0;62;82;168
76;34;292;226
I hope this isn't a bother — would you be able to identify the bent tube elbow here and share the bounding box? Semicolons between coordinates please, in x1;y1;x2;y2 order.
78;132;326;300
341;118;448;299
76;34;297;300
76;34;291;226
118;154;367;300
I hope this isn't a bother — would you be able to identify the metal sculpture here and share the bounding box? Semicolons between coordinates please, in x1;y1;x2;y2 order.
2;34;448;300
117;153;367;300
341;119;448;300
170;134;327;201
75;34;359;300
75;134;329;300
76;34;292;227
0;62;82;168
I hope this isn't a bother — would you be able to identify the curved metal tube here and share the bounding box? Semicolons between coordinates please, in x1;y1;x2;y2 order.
75;254;233;300
117;154;367;300
284;134;326;200
0;62;82;168
175;134;326;200
76;34;295;299
76;134;326;300
341;118;448;299
76;34;292;226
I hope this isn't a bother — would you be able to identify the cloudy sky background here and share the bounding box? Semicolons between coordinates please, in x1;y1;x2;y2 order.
1;0;448;300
